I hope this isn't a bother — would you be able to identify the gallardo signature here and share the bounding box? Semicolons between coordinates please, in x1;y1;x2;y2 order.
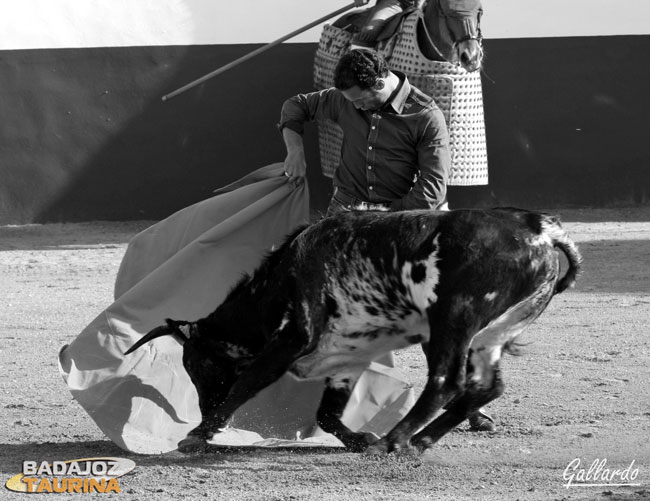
563;458;641;488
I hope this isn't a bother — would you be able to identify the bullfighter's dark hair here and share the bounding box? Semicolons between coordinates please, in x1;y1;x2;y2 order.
334;49;389;90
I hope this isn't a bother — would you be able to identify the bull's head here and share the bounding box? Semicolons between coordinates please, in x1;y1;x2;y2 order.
125;318;255;423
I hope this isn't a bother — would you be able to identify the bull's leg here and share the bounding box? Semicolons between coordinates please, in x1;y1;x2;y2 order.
316;372;379;452
431;337;494;432
411;361;505;452
412;288;549;452
178;328;308;452
182;343;238;432
367;307;478;454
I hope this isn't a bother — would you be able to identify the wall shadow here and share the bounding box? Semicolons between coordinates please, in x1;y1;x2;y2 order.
22;43;332;223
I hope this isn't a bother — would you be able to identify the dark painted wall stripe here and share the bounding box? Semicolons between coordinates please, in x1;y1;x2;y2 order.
0;36;648;224
469;35;650;209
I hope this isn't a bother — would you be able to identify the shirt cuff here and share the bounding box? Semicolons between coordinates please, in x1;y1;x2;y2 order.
277;120;304;135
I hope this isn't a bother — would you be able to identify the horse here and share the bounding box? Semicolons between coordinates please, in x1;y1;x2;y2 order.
314;0;488;186
344;0;484;72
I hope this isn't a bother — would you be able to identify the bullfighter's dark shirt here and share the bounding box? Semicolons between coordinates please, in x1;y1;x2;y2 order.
279;72;450;210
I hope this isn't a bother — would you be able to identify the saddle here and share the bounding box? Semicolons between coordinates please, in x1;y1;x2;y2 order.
331;7;418;43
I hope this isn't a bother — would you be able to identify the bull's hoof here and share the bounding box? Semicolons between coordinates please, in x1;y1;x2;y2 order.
365;442;390;455
344;432;380;453
177;435;209;453
410;435;435;453
364;437;413;455
468;411;496;432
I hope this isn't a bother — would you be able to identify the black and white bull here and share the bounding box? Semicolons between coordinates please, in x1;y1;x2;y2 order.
126;207;581;454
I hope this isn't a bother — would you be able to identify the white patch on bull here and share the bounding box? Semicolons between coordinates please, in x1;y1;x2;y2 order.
528;222;563;275
223;343;252;359
526;220;554;249
288;239;434;380
274;311;290;335
400;235;441;313
392;241;399;270
301;299;311;322
468;280;556;388
484;291;498;302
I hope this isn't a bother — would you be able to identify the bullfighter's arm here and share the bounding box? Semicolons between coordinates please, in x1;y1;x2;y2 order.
278;88;344;181
391;106;451;210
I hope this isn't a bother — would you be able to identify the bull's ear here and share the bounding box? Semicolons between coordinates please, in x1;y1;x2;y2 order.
165;318;193;340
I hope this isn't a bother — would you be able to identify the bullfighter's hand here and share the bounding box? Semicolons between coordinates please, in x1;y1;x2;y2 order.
283;149;307;188
354;0;371;6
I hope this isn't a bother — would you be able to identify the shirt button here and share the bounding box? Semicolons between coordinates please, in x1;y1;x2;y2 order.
369;186;374;191
368;146;373;150
367;165;372;170
371;126;376;130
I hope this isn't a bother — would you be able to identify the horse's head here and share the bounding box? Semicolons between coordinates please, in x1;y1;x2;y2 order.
420;0;484;72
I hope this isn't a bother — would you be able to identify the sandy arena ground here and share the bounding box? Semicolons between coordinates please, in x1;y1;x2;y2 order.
1;207;650;500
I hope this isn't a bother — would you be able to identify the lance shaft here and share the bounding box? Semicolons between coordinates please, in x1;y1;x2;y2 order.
162;2;358;101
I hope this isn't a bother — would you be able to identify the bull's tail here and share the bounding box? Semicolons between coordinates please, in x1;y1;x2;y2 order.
124;318;192;355
544;216;583;294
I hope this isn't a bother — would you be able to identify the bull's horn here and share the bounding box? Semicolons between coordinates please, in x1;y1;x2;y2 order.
124;324;175;355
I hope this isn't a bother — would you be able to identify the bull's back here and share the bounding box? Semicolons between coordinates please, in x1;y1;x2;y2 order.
296;208;556;267
294;207;565;329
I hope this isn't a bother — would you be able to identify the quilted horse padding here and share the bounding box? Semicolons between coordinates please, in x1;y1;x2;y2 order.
313;10;488;186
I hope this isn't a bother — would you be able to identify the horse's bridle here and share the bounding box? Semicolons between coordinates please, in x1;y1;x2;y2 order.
446;7;483;48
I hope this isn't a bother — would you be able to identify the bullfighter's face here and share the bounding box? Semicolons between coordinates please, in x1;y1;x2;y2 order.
340;83;387;111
